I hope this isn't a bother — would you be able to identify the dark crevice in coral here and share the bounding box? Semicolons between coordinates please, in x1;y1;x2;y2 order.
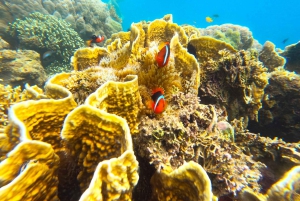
56;151;81;201
187;43;197;58
132;154;156;201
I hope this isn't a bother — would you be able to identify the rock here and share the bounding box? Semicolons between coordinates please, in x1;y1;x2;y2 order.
0;48;47;88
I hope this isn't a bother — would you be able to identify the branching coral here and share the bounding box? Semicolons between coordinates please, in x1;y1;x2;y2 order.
8;12;84;62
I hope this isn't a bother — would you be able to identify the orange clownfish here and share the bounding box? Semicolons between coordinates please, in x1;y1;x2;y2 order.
150;88;167;114
156;42;170;68
86;35;105;47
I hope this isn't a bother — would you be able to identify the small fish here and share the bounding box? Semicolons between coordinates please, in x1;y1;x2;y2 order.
156;42;170;68
212;14;219;18
42;50;55;59
205;16;213;23
86;35;105;47
282;38;289;44
150;88;167;114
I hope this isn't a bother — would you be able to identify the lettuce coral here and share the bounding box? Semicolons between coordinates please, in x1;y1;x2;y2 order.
1;14;300;201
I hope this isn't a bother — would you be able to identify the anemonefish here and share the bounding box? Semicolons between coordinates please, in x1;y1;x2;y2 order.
156;42;170;68
150;88;167;114
205;16;213;23
86;35;105;47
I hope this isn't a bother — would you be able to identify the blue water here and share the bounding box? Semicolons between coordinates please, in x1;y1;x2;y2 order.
108;0;300;50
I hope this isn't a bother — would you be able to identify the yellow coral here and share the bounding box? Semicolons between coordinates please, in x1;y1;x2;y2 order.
239;187;266;201
182;25;201;40
86;74;141;134
79;150;139;201
188;36;237;63
146;16;188;47
7;74;77;150
62;75;139;191
150;161;213;201
0;141;59;201
73;47;108;71
105;31;131;48
266;165;300;201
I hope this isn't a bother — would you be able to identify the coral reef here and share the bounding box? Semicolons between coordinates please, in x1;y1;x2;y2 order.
0;49;47;87
239;165;300;201
80;150;138;201
248;69;300;142
280;41;300;73
0;37;47;87
0;72;139;200
8;12;84;63
150;161;213;201
1;14;300;201
0;141;60;201
199;24;255;50
196;48;269;121
135;92;265;197
2;0;122;41
258;41;286;71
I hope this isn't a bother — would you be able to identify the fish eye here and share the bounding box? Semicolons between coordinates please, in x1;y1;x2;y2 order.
91;35;97;39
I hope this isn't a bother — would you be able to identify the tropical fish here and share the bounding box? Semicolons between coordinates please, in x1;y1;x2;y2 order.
86;35;105;47
212;14;219;18
150;88;167;114
282;38;289;44
205;16;213;23
42;50;55;59
156;42;170;67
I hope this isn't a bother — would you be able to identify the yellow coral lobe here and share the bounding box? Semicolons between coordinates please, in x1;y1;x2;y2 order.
147;17;188;48
86;74;141;134
73;47;108;71
61;104;133;191
0;141;59;201
7;74;77;150
188;36;237;64
62;75;139;191
79;150;139;201
151;161;213;201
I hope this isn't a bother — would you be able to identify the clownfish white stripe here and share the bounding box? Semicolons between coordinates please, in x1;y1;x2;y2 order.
154;95;164;111
163;45;170;66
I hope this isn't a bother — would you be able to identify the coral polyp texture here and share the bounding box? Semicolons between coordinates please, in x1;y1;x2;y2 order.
1;14;300;201
2;0;122;41
8;12;84;63
150;161;213;201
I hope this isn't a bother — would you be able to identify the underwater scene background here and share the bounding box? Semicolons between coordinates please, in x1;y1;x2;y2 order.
0;0;300;201
114;0;300;49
